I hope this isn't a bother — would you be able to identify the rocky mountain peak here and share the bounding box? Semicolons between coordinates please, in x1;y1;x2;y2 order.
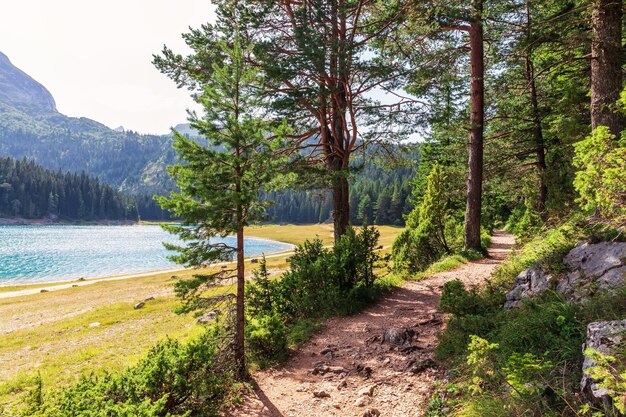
0;51;57;114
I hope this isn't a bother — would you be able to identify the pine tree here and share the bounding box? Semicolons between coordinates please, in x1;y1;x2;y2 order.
155;20;285;378
247;0;410;242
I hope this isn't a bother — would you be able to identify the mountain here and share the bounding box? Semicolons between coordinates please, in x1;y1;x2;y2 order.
0;51;176;194
0;52;57;115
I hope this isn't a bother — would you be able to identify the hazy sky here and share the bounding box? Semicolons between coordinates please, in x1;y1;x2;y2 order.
1;0;215;134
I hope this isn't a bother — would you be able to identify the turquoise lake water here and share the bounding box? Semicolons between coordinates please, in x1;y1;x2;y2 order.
0;225;294;285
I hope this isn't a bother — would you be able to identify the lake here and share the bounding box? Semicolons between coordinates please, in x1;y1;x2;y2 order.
0;225;294;285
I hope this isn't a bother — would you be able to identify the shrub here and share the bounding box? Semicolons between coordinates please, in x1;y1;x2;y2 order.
245;256;276;317
245;313;288;366
440;280;484;317
583;345;626;414
248;225;388;321
27;329;232;417
393;163;464;273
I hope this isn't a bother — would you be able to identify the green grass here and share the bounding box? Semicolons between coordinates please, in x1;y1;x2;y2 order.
410;231;491;280
412;252;480;280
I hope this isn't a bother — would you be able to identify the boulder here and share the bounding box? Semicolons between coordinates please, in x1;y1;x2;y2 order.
197;311;219;324
504;267;551;310
134;302;145;310
581;320;626;401
505;242;626;309
564;242;626;277
557;242;626;301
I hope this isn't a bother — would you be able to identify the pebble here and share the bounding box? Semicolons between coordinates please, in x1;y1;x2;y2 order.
354;396;370;407
313;390;330;398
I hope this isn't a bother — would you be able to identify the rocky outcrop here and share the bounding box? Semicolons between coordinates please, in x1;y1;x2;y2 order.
0;51;57;114
505;241;626;309
504;267;552;310
557;242;626;301
581;320;626;400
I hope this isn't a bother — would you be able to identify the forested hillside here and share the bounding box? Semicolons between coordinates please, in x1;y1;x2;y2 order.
0;157;136;220
0;156;172;221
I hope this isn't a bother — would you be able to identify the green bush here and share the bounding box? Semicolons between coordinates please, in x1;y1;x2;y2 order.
27;329;232;417
440;280;485;317
247;225;388;321
245;313;288;366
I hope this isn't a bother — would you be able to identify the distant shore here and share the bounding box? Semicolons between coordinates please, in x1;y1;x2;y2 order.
0;217;138;226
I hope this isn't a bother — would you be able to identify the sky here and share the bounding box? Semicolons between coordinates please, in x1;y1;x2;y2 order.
1;0;215;135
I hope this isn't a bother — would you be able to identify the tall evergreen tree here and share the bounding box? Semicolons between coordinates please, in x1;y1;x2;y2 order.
155;13;285;378
246;0;412;243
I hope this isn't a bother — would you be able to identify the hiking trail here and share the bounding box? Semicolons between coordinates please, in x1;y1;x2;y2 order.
229;230;515;417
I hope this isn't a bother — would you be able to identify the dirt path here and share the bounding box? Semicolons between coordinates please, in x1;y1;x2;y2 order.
229;230;515;417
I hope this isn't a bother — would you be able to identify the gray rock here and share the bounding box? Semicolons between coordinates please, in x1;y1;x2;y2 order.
504;267;552;310
197;311;219;324
144;296;156;301
564;242;626;278
506;242;626;308
581;320;626;400
557;242;626;301
134;302;145;310
382;327;416;346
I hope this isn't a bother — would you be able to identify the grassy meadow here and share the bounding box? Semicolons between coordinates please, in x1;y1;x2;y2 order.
0;224;401;409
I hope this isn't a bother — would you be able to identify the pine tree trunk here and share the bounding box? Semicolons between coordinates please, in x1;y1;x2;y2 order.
524;0;548;216
463;4;485;251
330;156;350;243
526;55;548;215
235;225;246;379
591;0;623;136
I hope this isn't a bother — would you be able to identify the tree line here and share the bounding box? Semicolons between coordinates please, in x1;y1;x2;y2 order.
0;156;170;221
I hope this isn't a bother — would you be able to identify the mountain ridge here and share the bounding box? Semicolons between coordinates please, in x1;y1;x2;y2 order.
0;52;57;114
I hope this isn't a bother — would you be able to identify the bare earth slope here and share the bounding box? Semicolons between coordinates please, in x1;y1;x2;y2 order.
230;230;514;417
